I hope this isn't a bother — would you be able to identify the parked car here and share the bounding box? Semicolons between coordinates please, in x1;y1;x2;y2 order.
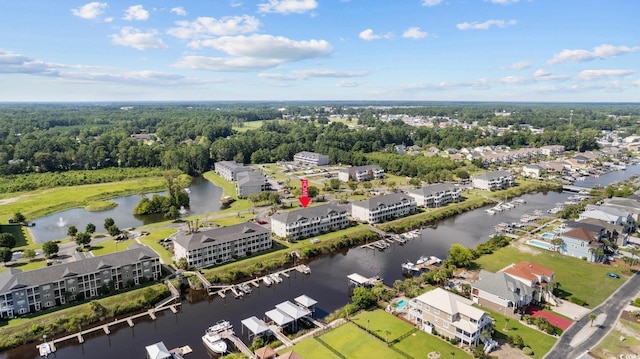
607;272;620;279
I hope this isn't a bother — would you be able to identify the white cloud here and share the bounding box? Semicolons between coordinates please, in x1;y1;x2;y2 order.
402;27;428;39
576;69;634;81
534;69;550;77
500;76;532;85
488;0;520;4
71;2;108;20
547;44;640;65
123;5;149;21
504;61;530;70
0;49;57;75
336;80;362;87
359;29;391;41
421;0;442;6
110;27;168;50
173;34;332;71
170;7;187;16
456;19;517;30
167;16;260;42
259;68;368;80
231;1;243;7
258;0;318;14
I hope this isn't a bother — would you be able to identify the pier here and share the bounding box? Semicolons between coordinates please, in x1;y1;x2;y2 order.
48;303;181;350
562;184;591;193
360;239;390;250
198;264;311;297
219;329;255;358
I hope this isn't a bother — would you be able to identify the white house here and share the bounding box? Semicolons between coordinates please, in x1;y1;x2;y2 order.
522;164;544;178
338;165;384;183
293;151;329;166
471;170;515;191
270;204;349;240
407;183;461;208
351;193;417;223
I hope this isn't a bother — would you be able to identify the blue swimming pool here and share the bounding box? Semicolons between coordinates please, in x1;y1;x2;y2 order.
396;299;408;310
540;232;554;240
527;239;552;250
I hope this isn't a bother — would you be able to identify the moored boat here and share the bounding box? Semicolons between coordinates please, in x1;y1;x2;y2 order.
202;320;232;354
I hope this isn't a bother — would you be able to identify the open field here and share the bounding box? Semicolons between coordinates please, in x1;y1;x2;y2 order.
474;244;628;308
591;317;640;358
136;228;179;264
318;322;407;359
232;120;266;132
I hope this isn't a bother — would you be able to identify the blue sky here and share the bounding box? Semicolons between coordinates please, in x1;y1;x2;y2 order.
0;0;638;102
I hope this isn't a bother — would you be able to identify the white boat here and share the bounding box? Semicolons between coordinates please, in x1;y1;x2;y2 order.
486;209;495;215
270;273;282;283
263;275;273;286
202;332;227;354
240;283;252;294
401;261;420;275
206;320;232;334
38;342;52;357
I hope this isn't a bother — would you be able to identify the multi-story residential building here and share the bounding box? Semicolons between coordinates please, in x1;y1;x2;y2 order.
502;262;555;303
293;151;330;166
407;288;493;347
407;183;461;208
471;270;533;316
173;223;271;269
540;145;565;157
521;164;544;178
338;165;384;183
558;227;604;262
270;204;349;240
351;193;417;223
471;170;515;191
236;171;271;198
214;161;253;181
0;244;160;318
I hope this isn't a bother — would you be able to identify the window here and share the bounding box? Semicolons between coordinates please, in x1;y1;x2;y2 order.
434;308;440;315
443;321;449;328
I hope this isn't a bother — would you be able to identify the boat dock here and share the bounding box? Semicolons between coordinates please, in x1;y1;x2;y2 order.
47;303;181;350
269;325;294;347
219;329;255;358
360;239;390;250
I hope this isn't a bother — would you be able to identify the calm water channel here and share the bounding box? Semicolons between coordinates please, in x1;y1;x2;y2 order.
3;166;639;359
29;177;224;243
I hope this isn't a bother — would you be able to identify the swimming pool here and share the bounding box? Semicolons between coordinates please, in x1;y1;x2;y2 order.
396;299;408;310
540;232;555;240
527;239;552;250
553;228;565;234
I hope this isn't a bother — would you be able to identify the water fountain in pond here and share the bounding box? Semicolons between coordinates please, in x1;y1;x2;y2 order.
178;206;188;216
56;217;66;227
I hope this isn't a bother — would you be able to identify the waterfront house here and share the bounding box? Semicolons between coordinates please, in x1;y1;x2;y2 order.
579;204;634;228
578;218;626;247
214;160;254;181
407;183;461;208
270;204;349;240
471;170;515;191
602;197;640;221
173;223;271;269
293;151;329;166
351;193;417;224
236;171;271;198
338;165;384;183
558;227;604;262
502;262;555;303
471;270;533;316
0;244;160;318
521;164;544;178
407;288;493;347
540;145;565;157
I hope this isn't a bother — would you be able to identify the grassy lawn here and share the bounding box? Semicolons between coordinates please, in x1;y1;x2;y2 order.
136;228;179;264
394;331;471;359
319;322;407;359
474;245;628;308
483;306;557;359
591;318;640;358
352;309;414;343
232;120;265;133
288;338;343;359
1;224;31;248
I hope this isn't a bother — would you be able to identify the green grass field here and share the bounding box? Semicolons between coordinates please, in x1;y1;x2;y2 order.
351;310;414;342
318;322;407;359
474;244;628;308
232;120;266;133
591;318;640;358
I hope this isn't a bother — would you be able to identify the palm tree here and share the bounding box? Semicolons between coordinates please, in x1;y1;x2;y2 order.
551;237;563;252
588;313;597;327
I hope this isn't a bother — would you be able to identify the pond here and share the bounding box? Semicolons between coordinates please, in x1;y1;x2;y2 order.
29;176;224;243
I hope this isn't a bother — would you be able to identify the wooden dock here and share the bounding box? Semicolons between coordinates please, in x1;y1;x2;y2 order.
220;330;255;358
48;303;181;350
360;239;390;250
269;325;294;347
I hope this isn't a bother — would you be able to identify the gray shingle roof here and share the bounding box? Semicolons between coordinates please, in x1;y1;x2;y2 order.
472;170;513;181
407;183;456;197
173;222;269;250
473;270;532;302
352;193;414;211
270;204;347;225
0;244;158;292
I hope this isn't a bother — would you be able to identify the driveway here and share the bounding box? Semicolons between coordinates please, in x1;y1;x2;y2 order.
553;299;592;321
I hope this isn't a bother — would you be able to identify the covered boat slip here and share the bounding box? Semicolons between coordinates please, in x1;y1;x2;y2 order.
241;295;319;341
241;316;271;340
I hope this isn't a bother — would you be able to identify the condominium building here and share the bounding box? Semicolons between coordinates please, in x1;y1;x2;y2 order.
407;288;493;347
270;204;349;240
338;165;384;183
351;193;417;224
471;170;515;191
0;244;160;318
407;183;461;208
293;151;330;166
214;160;253;181
173;223;271;269
237;171;271;198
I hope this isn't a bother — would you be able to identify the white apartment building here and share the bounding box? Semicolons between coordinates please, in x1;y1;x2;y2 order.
270;204;349;240
407;183;461;208
214;161;253;181
173;223;271;268
338;165;384;183
471;170;515;191
293;151;330;166
351;193;417;224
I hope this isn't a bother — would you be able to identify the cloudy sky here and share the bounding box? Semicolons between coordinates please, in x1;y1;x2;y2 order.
0;0;638;102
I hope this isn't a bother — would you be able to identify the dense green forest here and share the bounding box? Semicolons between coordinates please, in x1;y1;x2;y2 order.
0;102;638;182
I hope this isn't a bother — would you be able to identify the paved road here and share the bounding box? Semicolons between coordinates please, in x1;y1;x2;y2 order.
544;271;640;359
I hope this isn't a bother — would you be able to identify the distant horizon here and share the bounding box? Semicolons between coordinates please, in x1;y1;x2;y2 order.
1;1;638;102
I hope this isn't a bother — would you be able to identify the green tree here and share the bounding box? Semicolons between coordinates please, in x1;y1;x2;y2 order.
447;244;474;268
0;247;12;265
42;241;59;258
329;178;341;190
165;206;180;220
351;286;376;310
107;225;121;237
13;212;26;224
588;313;597;327
75;232;92;247
348;181;358;191
0;233;16;249
85;223;96;234
308;185;320;198
23;248;36;261
104;218;115;231
176;257;188;270
67;225;78;238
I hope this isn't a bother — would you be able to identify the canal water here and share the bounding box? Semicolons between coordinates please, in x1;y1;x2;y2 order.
2;166;638;359
29;176;224;243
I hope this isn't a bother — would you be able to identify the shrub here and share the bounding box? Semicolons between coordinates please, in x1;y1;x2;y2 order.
523;347;534;355
632;297;640;307
569;296;588;306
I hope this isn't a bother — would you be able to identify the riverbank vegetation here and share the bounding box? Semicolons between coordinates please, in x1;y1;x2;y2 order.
0;283;169;350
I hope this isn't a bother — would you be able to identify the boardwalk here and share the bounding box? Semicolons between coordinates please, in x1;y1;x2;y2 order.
219;330;255;358
269;325;294;347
